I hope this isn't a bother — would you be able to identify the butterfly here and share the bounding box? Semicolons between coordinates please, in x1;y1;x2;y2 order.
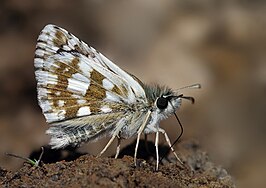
34;24;200;170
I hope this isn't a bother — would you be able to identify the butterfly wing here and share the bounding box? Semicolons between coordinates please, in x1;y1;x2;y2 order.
34;24;147;148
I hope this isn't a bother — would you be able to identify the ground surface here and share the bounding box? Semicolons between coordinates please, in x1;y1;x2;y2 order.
0;140;235;188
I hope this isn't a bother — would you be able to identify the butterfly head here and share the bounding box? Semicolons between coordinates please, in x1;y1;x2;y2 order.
143;85;180;119
154;92;182;118
144;84;196;121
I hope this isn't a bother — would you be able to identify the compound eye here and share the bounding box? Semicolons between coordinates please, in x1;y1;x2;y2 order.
156;97;168;109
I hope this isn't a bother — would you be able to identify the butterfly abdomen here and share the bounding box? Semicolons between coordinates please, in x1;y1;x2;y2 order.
46;113;122;149
46;126;92;148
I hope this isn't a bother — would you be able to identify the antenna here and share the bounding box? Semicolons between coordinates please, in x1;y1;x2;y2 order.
175;83;201;92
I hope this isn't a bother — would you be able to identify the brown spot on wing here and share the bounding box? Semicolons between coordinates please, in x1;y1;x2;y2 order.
111;85;122;96
85;70;106;100
74;44;83;54
46;57;82;119
90;69;105;83
53;30;67;47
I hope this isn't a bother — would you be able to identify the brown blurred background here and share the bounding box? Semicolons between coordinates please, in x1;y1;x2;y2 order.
0;0;265;187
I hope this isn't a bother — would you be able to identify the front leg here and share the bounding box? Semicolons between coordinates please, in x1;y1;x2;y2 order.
143;123;161;170
155;130;160;171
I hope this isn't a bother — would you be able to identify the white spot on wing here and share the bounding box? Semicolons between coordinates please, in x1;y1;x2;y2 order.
63;45;71;51
55;91;61;96
102;78;114;90
34;58;44;68
67;78;90;95
58;100;64;107
78;60;93;74
77;106;91;117
44;110;66;123
68;38;78;49
35;70;58;85
40;100;52;112
38;33;49;42
37;88;48;98
36;42;46;49
105;91;121;102
77;99;86;104
35;49;45;57
100;105;112;113
72;73;90;83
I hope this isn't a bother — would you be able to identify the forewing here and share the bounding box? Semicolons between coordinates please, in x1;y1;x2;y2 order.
34;24;147;124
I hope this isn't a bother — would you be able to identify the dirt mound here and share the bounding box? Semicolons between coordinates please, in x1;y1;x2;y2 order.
0;140;235;188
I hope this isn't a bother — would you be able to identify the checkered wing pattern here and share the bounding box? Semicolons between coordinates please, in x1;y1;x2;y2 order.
34;24;147;148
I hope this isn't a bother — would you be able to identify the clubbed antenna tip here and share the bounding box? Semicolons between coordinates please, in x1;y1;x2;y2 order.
176;83;201;91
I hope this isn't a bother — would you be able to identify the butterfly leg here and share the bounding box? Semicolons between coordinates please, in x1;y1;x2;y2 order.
134;110;152;167
158;128;183;164
115;137;121;159
97;134;117;158
155;130;160;171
